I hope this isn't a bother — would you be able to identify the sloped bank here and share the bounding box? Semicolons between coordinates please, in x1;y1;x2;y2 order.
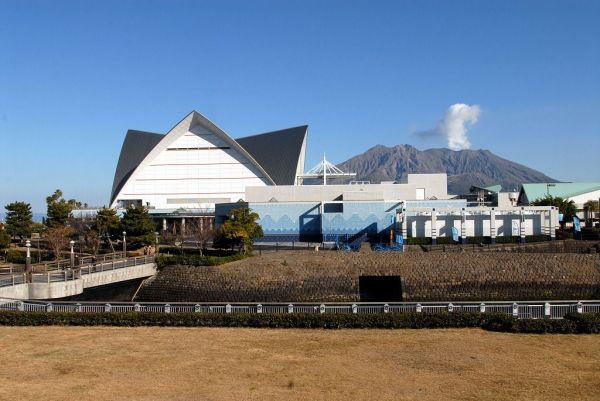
135;252;600;302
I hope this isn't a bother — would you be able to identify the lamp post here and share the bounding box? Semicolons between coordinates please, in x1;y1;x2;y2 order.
25;240;32;276
546;183;556;196
154;231;159;254
122;231;127;256
70;240;75;268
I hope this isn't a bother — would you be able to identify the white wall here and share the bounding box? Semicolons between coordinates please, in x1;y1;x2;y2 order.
569;189;600;207
407;211;549;238
116;124;270;209
406;174;448;199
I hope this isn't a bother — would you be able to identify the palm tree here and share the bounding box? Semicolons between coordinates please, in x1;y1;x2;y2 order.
584;200;598;226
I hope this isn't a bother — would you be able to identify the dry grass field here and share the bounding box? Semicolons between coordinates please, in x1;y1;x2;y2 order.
0;327;598;401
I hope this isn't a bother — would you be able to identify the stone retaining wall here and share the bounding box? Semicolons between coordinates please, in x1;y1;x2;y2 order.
135;252;600;302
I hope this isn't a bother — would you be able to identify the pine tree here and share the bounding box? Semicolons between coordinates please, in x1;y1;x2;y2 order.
46;190;79;228
4;201;33;239
94;207;121;238
121;206;156;248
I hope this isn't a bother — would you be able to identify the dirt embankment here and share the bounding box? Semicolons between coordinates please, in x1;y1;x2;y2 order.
135;251;600;302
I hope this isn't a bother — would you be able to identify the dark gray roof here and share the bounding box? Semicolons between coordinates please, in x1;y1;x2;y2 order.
110;130;164;204
110;123;308;205
236;126;308;185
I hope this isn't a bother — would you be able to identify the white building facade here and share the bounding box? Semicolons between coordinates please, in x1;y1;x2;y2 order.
110;111;308;212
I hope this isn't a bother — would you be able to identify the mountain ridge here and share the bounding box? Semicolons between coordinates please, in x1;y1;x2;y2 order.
337;144;557;195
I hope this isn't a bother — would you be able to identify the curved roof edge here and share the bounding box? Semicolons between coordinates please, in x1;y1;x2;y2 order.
110;130;164;205
109;111;282;207
236;125;308;185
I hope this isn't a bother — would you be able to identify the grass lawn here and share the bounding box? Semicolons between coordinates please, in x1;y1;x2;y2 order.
0;327;598;401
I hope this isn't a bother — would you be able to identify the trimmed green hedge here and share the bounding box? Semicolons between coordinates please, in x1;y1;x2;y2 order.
0;311;495;329
481;313;600;334
155;253;246;268
0;310;597;332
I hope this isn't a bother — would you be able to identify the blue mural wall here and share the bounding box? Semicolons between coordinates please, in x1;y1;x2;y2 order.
217;199;468;243
249;202;321;242
321;201;401;237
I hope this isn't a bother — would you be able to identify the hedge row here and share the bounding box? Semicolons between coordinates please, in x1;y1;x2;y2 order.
482;313;600;334
155;253;246;268
0;310;598;333
0;311;495;329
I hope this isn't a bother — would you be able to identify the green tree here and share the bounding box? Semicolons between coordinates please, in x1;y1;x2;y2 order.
94;207;122;238
46;190;79;228
584;200;598;225
218;208;263;253
121;206;156;249
0;223;11;249
532;195;577;228
4;201;33;239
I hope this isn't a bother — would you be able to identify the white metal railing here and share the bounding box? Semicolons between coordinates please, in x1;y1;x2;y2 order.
0;255;153;288
0;299;598;319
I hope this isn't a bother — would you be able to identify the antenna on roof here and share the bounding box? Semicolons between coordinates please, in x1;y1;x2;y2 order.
297;154;356;185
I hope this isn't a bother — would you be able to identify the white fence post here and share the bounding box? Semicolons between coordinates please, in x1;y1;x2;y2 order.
134;303;141;312
164;304;171;313
480;303;486;313
352;304;358;314
288;304;293;314
46;303;53;312
448;303;454;312
544;302;551;318
319;304;325;314
104;303;112;313
383;304;389;313
512;303;519;318
257;304;263;314
577;302;583;314
416;303;422;313
75;303;82;313
194;304;201;313
225;304;232;314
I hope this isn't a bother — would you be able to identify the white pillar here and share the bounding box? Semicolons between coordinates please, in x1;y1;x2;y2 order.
520;208;526;243
461;209;467;244
490;208;496;244
181;218;186;235
162;218;167;231
431;209;437;245
401;208;408;240
549;208;556;240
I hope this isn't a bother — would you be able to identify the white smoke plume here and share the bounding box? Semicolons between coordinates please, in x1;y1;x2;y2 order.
416;103;481;151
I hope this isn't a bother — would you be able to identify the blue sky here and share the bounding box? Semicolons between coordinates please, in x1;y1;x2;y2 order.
1;0;598;212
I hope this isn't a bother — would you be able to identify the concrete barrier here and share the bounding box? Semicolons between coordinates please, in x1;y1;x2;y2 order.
0;263;156;300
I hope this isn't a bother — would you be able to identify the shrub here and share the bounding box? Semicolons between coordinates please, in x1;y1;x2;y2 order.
0;311;498;329
564;312;600;334
482;313;600;334
5;248;25;264
155;253;246;268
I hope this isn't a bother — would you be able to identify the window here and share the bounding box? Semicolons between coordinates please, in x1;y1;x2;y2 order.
323;203;343;213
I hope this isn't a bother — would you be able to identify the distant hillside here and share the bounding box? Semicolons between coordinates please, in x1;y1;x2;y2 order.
337;145;557;195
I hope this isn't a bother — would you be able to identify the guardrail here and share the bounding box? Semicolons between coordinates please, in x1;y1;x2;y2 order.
0;300;598;319
0;255;153;287
32;252;126;272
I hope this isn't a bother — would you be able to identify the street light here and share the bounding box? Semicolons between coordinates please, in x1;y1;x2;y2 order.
546;183;556;196
122;231;127;255
25;240;31;274
70;240;75;267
